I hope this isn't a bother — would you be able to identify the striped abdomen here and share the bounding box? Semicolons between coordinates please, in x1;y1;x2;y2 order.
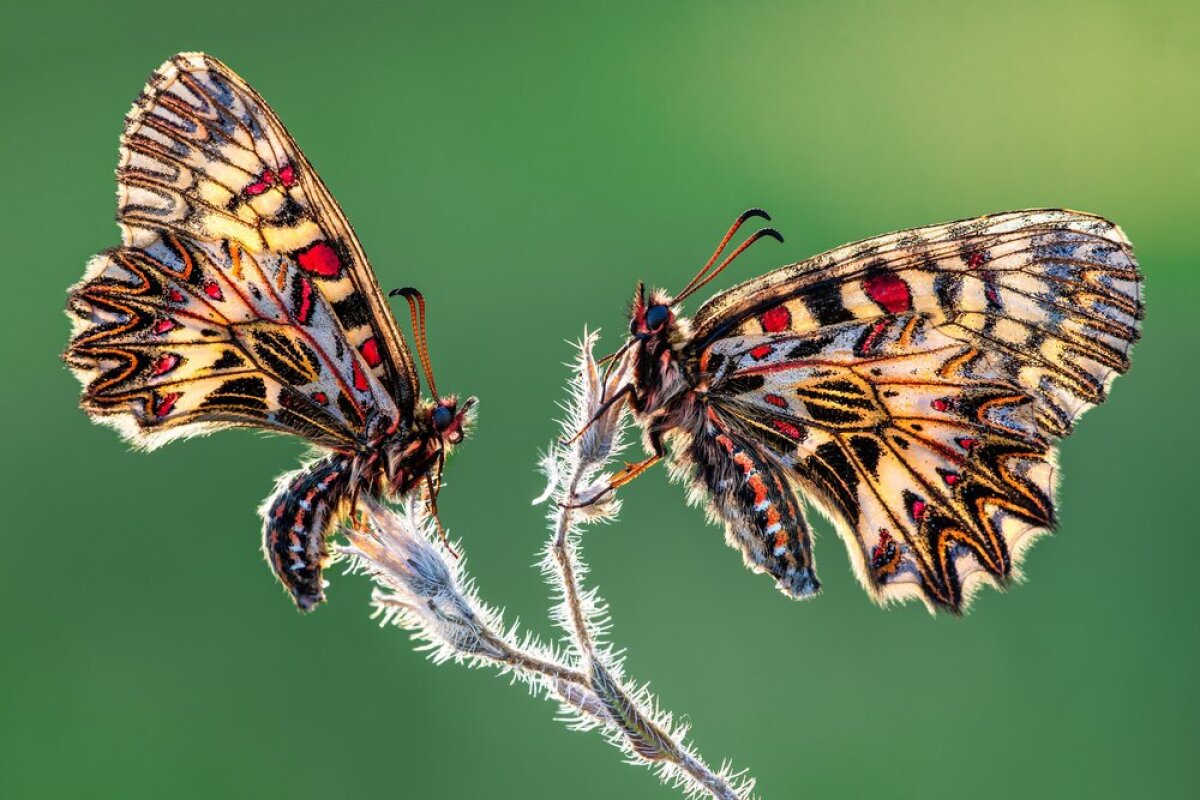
261;456;352;610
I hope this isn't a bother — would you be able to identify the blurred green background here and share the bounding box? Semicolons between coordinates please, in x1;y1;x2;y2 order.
2;1;1196;797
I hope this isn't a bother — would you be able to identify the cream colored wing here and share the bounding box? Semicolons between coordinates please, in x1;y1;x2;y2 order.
116;52;417;413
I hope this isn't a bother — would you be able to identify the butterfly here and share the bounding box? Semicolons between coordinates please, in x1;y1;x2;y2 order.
63;52;473;611
587;208;1142;612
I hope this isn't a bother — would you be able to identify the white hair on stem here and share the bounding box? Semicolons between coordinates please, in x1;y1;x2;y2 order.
338;329;755;800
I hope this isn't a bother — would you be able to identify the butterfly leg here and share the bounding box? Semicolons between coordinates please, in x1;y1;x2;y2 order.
423;471;460;559
562;427;665;508
560;383;638;446
609;454;663;490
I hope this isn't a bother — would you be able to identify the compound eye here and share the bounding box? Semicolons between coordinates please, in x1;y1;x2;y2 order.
431;405;454;431
645;304;669;329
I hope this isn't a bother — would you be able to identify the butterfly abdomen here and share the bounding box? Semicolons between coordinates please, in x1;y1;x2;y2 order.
681;406;820;599
261;455;353;610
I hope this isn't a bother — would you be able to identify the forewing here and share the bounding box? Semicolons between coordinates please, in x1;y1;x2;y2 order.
691;209;1142;438
115;52;417;413
704;316;1058;612
66;234;393;449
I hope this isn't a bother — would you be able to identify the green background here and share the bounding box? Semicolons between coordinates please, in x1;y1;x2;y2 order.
2;1;1196;797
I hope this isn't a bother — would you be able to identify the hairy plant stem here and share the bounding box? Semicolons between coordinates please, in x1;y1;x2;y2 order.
345;333;753;800
552;471;595;655
551;463;744;800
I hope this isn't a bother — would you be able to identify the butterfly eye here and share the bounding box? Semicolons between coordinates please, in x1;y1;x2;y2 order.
431;404;454;431
645;304;670;329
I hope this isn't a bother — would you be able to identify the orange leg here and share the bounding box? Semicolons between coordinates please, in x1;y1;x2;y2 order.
563;454;662;508
610;454;662;489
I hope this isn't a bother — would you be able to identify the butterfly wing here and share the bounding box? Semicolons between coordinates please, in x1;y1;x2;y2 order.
692;209;1142;438
687;210;1142;611
67;235;392;448
66;52;414;448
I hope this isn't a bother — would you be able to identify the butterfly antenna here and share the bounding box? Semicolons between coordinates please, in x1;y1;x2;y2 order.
674;209;773;303
389;287;440;401
674;226;784;303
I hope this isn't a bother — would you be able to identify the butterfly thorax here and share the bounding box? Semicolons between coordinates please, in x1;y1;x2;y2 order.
350;398;468;498
344;428;436;499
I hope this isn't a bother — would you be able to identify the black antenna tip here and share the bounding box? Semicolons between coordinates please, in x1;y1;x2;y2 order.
739;208;772;224
389;286;419;298
759;228;784;244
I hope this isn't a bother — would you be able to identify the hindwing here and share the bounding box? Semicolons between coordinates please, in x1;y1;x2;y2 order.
67;234;394;448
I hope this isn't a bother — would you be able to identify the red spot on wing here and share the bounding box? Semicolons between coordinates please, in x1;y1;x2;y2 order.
153;318;176;335
153;392;180;418
966;250;990;269
203;281;223;301
863;272;912;314
152;353;180;376
931;398;952;412
749;344;773;361
360;337;382;367
907;496;926;522
871;529;896;569
278;164;296;187
771;419;803;440
166;288;185;303
942;471;960;486
244;169;276;196
312;392;328;405
296;241;343;278
764;393;788;408
295;276;314;324
352;360;369;391
956;437;978;451
858;319;889;354
759;305;792;333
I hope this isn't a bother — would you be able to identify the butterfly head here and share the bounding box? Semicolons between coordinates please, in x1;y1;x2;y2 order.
627;210;782;347
430;395;475;447
387;287;476;447
629;283;676;342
